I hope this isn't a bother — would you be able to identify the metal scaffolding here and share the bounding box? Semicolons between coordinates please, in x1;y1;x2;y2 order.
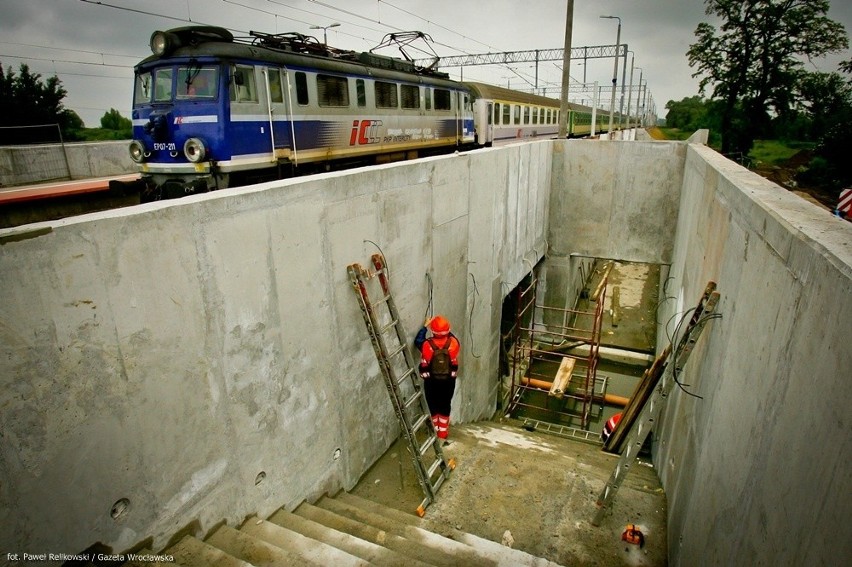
503;268;606;429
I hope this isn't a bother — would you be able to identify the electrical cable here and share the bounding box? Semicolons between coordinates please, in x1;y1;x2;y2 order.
668;308;723;400
467;272;481;358
362;239;388;277
424;272;433;323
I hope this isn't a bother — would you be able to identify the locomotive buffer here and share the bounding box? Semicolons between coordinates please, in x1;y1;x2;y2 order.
347;253;456;517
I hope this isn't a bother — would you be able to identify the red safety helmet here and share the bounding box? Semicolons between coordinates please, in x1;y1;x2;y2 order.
430;315;451;336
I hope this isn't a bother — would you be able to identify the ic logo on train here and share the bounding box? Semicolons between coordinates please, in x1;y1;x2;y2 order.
350;119;383;146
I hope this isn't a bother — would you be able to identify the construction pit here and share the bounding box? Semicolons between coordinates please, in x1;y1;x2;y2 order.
1;133;849;566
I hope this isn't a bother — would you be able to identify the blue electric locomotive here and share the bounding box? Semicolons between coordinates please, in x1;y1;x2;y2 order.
126;26;475;200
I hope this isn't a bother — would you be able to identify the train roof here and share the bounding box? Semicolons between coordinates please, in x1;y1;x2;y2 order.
463;82;561;107
137;26;462;88
463;81;608;115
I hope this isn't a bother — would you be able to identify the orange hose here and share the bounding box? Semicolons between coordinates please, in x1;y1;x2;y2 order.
519;377;629;407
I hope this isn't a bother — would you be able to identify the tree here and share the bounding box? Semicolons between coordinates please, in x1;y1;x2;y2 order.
687;0;848;158
664;96;708;130
100;108;131;132
0;62;70;144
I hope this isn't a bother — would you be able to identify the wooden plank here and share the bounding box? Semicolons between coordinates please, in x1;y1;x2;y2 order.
603;344;670;453
549;357;576;398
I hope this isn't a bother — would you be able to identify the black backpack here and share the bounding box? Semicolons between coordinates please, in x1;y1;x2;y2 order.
427;338;452;379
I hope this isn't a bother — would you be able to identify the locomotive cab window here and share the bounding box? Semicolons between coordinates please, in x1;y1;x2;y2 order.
375;81;398;108
134;72;152;104
153;68;173;102
317;74;349;107
230;65;258;103
177;66;218;99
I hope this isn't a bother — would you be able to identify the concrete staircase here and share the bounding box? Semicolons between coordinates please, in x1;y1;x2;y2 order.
126;491;562;566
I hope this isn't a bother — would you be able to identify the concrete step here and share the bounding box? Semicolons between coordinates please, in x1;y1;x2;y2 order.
267;508;430;567
337;492;563;567
293;500;463;566
207;523;345;567
316;494;497;567
236;517;372;566
162;534;253;567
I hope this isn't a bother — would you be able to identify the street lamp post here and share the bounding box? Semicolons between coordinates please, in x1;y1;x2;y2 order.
600;15;621;138
310;22;340;45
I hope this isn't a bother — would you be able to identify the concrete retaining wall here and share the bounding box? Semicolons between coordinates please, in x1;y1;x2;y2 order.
0;141;549;554
0;141;134;186
4;135;850;565
656;144;852;566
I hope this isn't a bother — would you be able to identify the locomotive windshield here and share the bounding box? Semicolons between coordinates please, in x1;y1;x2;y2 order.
132;66;218;104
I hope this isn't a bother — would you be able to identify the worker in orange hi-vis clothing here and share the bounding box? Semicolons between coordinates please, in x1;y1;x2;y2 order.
414;316;461;442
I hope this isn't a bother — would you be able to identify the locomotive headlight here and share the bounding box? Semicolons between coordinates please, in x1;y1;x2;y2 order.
129;140;146;163
183;138;207;163
150;31;176;56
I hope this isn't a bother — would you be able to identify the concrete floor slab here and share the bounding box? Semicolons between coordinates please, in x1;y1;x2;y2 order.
352;420;667;566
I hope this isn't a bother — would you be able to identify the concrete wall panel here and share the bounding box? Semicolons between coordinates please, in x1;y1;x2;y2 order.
549;139;685;264
657;144;852;566
0;144;550;554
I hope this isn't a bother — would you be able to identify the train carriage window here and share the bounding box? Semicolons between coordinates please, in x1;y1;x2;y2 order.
502;103;511;125
425;88;432;110
532;107;539;125
317;74;349;107
153;68;173;102
523;106;530;125
229;65;258;103
493;103;500;125
375;81;398;108
356;79;366;107
134;72;152;104
295;72;309;105
434;89;451;110
401;84;419;109
268;69;284;103
513;105;520;125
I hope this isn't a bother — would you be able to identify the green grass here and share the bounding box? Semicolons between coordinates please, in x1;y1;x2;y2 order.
656;127;693;141
749;139;815;167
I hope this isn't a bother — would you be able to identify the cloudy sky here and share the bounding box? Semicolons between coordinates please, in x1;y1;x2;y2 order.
1;0;850;127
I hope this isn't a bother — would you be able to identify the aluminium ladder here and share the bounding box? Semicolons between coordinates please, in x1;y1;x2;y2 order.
347;253;455;517
592;281;720;526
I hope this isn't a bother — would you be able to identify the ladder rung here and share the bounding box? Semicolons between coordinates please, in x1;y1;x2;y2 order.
396;368;417;386
412;413;431;431
387;343;406;359
379;318;399;335
419;435;436;456
403;392;421;410
426;457;443;478
373;294;391;305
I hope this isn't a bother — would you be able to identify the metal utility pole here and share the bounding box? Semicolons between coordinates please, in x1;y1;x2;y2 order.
600;15;621;138
558;0;574;139
634;69;643;128
626;52;634;129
